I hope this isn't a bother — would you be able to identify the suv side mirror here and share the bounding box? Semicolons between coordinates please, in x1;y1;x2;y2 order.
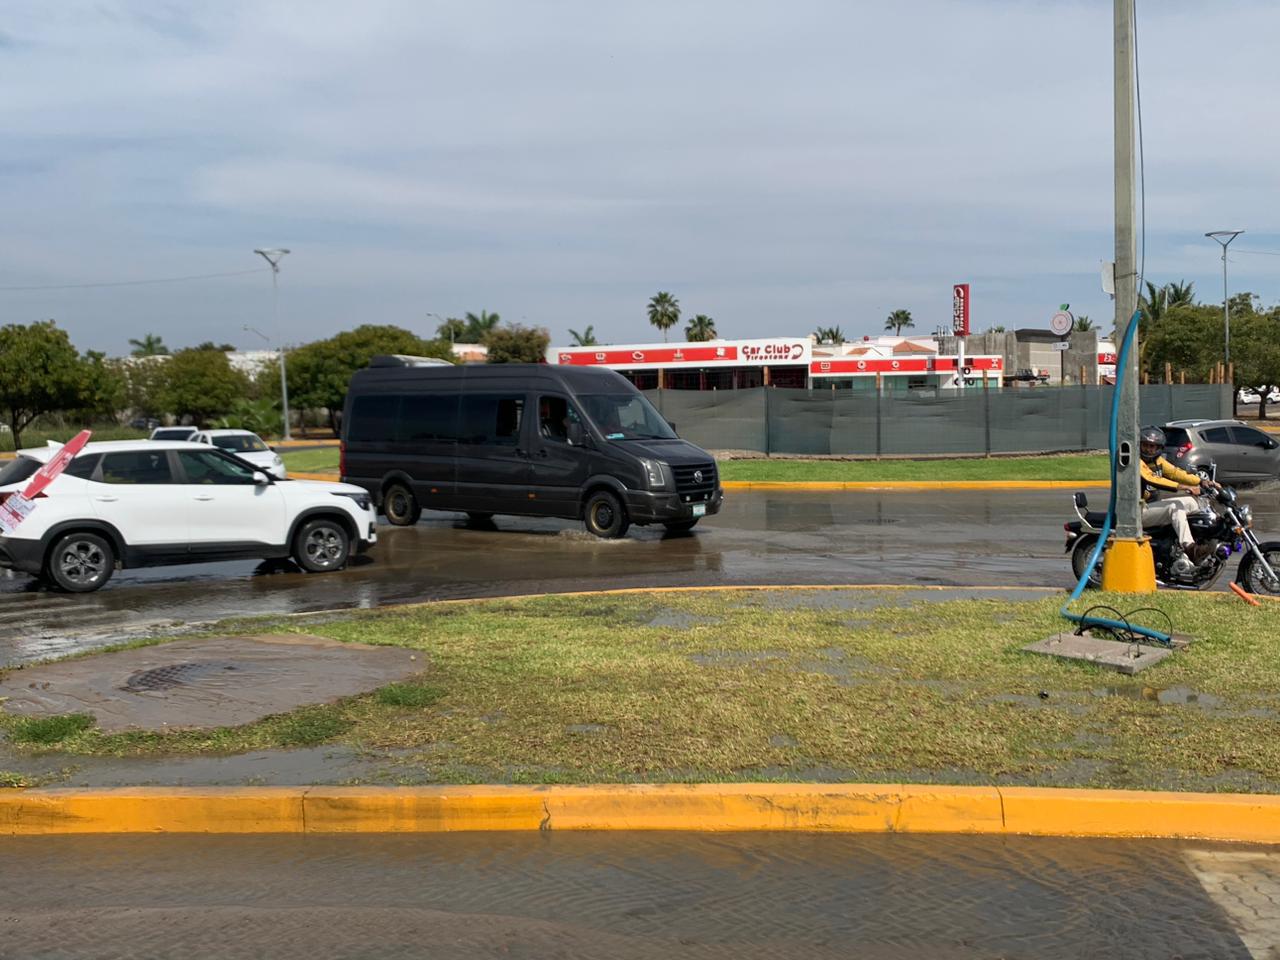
567;422;586;447
252;471;271;485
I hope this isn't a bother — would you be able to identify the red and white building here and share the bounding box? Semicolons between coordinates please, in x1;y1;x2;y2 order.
547;336;1004;391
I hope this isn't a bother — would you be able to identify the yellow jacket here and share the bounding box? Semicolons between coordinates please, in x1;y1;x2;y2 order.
1140;456;1200;501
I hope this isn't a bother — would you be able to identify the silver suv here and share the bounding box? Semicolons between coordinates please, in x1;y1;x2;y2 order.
1163;419;1280;484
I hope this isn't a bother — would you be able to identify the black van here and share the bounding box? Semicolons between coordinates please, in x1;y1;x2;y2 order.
341;359;723;538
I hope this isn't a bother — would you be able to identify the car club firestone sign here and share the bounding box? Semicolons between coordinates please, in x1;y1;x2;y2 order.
554;339;811;368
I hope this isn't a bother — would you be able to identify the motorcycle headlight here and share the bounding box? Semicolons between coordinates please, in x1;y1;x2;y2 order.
1239;504;1253;528
638;458;668;489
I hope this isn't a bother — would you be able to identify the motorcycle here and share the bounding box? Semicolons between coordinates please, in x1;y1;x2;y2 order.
1064;484;1280;594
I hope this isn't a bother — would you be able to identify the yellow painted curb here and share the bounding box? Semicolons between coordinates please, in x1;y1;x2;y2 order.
292;471;341;482
720;480;1108;491
275;439;340;449
5;784;1280;841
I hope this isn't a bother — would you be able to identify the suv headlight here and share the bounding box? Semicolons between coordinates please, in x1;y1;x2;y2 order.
639;458;669;490
332;491;372;511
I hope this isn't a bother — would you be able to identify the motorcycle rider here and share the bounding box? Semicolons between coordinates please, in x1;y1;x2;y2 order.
1139;425;1218;565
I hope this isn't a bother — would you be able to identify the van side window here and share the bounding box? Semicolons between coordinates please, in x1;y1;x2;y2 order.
458;394;524;445
349;395;401;443
401;394;458;442
537;395;581;443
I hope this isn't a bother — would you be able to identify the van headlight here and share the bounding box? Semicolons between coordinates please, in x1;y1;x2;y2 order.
639;458;669;490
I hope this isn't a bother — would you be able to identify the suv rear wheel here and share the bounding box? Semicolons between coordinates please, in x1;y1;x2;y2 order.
383;483;421;526
46;532;115;593
293;518;351;573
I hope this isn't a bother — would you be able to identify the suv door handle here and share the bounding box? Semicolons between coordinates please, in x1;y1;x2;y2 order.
193;495;215;501
94;496;118;503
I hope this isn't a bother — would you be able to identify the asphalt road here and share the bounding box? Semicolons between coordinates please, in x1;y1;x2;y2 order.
1;832;1271;958
3;487;1278;665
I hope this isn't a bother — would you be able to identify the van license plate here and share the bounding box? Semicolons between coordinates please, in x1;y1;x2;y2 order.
692;503;706;517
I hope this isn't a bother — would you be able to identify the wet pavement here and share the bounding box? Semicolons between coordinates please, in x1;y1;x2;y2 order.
2;487;1277;666
0;831;1270;958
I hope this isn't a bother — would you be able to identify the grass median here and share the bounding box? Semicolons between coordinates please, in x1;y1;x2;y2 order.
281;448;1110;482
4;588;1280;793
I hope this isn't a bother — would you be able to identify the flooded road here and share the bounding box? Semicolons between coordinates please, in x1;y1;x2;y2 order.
3;487;1278;663
2;831;1269;958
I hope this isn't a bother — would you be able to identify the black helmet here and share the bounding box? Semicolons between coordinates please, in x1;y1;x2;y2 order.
1139;425;1166;462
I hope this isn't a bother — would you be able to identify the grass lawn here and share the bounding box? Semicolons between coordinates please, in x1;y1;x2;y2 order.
5;588;1280;793
1;423;148;454
282;448;343;474
282;447;1111;482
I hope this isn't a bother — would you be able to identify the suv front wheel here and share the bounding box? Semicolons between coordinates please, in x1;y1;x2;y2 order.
46;532;116;593
293;518;351;573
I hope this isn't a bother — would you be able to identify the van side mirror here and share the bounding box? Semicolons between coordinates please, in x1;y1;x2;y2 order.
667;420;677;434
567;422;585;447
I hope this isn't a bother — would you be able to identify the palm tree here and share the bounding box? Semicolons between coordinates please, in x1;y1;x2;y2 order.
813;326;845;345
463;310;501;342
128;333;169;357
568;325;598;346
986;325;1007;334
685;314;717;342
1140;281;1168;325
436;317;467;343
1074;315;1095;332
884;309;914;336
646;292;680;342
1166;280;1196;307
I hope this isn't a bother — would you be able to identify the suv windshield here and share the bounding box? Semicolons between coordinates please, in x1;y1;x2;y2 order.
211;435;268;453
578;394;676;441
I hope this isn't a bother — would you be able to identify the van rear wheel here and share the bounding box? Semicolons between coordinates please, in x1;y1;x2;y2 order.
383;483;421;526
584;490;630;539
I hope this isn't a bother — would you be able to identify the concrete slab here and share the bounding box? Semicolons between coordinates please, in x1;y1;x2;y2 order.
1023;632;1173;675
0;635;422;733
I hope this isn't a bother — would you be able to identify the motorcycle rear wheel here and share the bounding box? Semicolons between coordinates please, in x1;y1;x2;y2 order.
1070;535;1104;589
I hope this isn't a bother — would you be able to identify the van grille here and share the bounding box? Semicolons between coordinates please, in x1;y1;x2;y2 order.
673;462;718;502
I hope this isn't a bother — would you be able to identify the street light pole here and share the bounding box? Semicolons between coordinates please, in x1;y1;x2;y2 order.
254;248;292;441
1205;230;1244;367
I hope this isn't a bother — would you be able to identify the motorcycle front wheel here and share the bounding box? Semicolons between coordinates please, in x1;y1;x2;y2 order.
1070;535;1104;589
1237;541;1280;595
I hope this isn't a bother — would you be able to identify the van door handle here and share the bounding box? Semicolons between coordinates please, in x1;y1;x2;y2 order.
537;449;549;459
516;448;529;458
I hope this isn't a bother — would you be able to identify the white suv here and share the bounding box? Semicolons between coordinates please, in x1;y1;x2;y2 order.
0;440;377;593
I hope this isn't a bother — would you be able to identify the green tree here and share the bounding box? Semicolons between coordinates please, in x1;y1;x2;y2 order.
72;351;126;422
1143;302;1221;383
684;314;717;342
436;317;467;343
0;321;98;448
288;325;453;432
813;326;845;344
117;356;170;419
647;291;680;342
568;325;598;346
884;308;914;335
484;324;551;363
1167;280;1196;307
463;310;501;342
1074;315;1095;332
1231;309;1280;419
156;349;249;426
128;333;169;357
193;341;237;352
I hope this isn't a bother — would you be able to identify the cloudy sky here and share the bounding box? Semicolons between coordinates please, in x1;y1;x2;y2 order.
2;0;1278;355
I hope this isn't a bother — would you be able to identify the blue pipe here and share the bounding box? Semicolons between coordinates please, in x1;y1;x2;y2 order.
1060;308;1172;645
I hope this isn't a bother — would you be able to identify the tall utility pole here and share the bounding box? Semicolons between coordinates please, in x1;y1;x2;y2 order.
1100;0;1155;592
254;248;292;442
1205;229;1244;366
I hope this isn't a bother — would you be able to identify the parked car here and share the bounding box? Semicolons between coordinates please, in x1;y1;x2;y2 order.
150;426;198;442
341;358;723;538
129;417;160;431
1006;368;1050;384
1163;419;1280;484
0;440;376;593
191;429;287;479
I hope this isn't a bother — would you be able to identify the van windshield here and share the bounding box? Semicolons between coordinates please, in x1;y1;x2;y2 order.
578;394;676;441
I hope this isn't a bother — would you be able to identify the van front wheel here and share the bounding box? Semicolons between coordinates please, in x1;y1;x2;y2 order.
383;483;421;526
584;490;630;539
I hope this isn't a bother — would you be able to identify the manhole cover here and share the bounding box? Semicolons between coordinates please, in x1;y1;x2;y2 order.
122;661;247;693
